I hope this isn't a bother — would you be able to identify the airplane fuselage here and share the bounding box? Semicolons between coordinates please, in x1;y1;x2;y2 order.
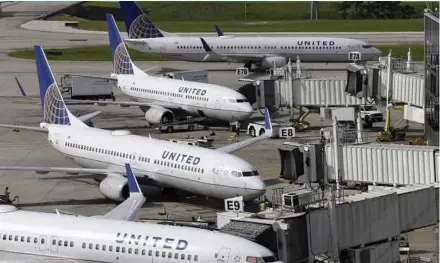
0;206;279;263
116;72;253;123
46;124;266;201
127;36;382;66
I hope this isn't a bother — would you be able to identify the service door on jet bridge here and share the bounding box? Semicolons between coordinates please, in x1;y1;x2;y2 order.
217;247;231;263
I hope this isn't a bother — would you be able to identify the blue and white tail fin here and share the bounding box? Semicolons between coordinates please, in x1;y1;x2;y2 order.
106;14;143;76
34;45;84;127
119;1;176;39
214;25;224;36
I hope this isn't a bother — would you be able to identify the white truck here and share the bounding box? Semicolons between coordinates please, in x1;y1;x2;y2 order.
359;105;384;128
247;121;295;138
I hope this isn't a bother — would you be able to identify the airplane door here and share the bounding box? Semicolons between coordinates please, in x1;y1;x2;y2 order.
217;247;231;263
215;98;221;109
39;235;47;251
213;166;224;185
50;236;58;252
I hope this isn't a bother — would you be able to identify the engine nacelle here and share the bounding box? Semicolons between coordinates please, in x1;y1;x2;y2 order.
261;56;287;69
99;175;129;201
144;107;174;124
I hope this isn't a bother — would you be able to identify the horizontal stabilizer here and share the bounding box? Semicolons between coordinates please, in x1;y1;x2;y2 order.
78;111;101;122
0;124;48;133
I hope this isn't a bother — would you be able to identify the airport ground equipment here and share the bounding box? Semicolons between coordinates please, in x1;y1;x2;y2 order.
217;183;439;263
159;123;204;133
247;121;295;139
163;70;209;83
59;74;115;101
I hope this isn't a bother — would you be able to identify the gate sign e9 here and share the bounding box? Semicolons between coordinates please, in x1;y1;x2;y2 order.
224;196;244;212
236;67;249;76
348;51;361;62
280;127;295;138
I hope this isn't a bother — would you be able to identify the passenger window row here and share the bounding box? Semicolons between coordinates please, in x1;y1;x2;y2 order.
129;87;209;102
65;142;137;160
153;159;204;174
82;241;198;261
185;94;207;101
280;46;342;50
1;234;74;248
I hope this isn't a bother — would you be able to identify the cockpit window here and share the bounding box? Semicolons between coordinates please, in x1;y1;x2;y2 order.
228;98;236;103
252;170;259;176
242;171;255;177
362;44;373;48
236;99;249;103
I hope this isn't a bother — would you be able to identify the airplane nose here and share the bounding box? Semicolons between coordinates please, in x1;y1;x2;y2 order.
240;103;254;119
243;177;266;200
372;47;383;58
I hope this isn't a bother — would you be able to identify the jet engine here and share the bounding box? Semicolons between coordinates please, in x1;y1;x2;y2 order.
261;56;287;69
99;175;129;201
144;107;174;124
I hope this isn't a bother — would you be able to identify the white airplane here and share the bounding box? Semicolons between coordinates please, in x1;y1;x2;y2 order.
0;163;281;263
0;45;272;202
70;14;253;126
119;1;383;70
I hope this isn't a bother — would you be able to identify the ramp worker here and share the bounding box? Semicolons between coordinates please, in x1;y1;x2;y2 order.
4;187;10;202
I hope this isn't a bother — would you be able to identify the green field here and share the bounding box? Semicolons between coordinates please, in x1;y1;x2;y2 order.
48;1;438;32
49;15;424;32
8;44;424;61
81;1;432;21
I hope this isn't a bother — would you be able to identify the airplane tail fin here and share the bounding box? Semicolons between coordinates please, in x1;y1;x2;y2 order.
119;1;173;39
214;25;224;36
34;45;84;127
107;14;144;76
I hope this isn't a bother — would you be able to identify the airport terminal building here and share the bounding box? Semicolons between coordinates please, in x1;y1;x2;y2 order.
424;10;439;146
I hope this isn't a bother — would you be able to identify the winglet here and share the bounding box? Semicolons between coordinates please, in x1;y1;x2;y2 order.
200;37;212;52
264;107;273;137
214;24;224;36
15;77;27;97
125;163;142;194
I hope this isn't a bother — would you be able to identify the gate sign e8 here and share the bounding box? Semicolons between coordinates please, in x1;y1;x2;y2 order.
236;67;249;76
224;196;244;212
280;127;295;138
348;51;361;62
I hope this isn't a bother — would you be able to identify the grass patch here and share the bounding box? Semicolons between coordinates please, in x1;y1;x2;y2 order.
8;44;424;62
49;16;424;32
82;1;434;21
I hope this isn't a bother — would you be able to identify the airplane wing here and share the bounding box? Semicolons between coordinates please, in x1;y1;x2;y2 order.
216;107;273;154
200;37;264;62
100;164;146;221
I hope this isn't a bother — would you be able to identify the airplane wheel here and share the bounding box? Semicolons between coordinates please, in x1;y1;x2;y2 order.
188;125;194;132
259;129;265;136
166;126;174;133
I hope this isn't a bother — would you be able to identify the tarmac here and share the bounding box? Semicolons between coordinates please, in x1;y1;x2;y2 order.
0;2;436;261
